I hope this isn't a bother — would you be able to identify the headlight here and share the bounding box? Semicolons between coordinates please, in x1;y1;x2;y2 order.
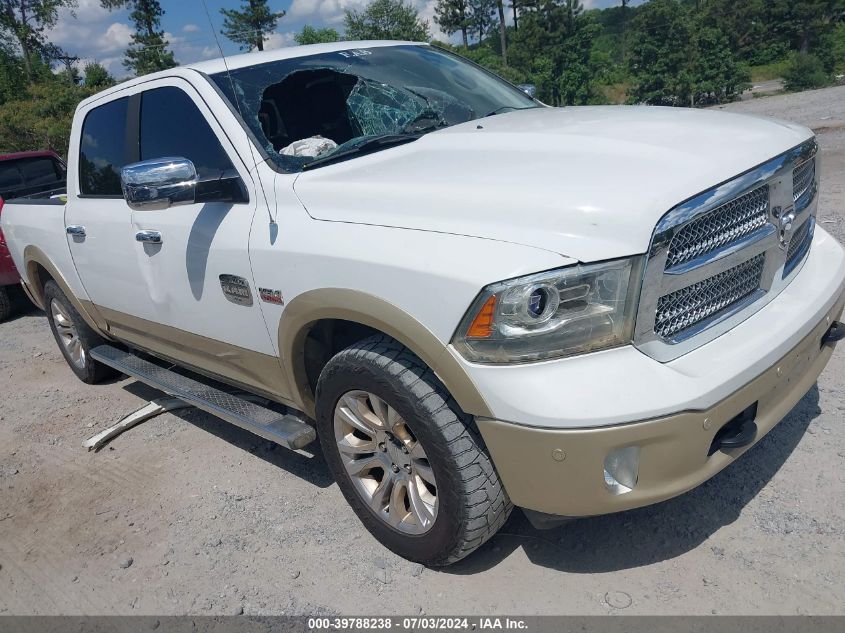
452;257;644;363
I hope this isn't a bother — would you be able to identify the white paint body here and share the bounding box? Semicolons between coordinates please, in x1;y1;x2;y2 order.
2;42;844;431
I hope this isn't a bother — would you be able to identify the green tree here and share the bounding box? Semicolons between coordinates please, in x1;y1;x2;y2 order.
101;0;176;76
627;0;691;104
344;0;430;41
220;0;285;52
83;61;114;89
294;24;340;45
434;0;470;48
467;0;497;44
627;0;748;106
0;80;93;155
782;52;830;91
0;0;77;81
781;0;845;54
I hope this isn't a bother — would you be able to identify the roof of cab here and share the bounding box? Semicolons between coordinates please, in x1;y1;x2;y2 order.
78;41;424;109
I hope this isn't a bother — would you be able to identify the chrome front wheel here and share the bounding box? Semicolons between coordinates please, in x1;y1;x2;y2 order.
334;390;438;535
50;298;86;369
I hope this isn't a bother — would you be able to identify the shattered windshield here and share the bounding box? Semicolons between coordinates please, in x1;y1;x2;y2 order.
210;44;538;171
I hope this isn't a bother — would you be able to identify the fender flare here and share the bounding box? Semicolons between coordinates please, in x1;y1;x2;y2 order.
278;288;493;419
22;245;109;335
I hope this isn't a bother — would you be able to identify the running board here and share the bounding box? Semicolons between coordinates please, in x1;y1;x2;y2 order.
90;345;316;450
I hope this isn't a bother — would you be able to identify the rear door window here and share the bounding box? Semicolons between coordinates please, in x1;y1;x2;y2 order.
79;97;130;196
140;87;235;180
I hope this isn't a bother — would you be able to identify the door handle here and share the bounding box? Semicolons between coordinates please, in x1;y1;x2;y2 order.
65;225;86;237
135;230;162;244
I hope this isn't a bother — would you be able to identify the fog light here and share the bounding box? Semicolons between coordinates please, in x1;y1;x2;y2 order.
603;446;640;495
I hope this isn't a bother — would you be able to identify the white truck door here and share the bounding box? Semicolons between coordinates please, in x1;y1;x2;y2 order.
67;80;283;395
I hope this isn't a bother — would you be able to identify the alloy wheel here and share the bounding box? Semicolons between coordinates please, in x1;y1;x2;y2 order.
333;390;438;534
51;299;86;369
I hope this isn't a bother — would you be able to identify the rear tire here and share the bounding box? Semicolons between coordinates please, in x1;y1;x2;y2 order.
315;334;512;566
43;280;117;384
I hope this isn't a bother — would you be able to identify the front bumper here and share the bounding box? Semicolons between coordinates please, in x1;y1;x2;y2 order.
477;297;844;518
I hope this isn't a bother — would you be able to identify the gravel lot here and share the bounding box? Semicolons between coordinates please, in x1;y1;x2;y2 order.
1;86;844;616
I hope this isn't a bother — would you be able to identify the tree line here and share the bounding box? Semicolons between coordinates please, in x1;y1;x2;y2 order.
1;0;844;156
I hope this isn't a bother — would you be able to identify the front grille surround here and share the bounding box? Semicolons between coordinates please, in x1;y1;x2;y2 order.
634;139;818;362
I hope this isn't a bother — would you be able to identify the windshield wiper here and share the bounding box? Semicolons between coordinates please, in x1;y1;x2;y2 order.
484;105;534;118
301;134;422;170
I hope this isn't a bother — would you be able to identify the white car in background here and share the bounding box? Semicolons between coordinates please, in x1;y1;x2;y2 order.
2;41;844;565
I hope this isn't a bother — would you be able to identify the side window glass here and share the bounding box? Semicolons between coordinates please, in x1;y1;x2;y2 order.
79;97;129;196
0;164;23;194
140;87;235;180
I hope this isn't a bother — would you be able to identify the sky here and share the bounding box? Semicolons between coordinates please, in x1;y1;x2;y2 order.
47;0;645;78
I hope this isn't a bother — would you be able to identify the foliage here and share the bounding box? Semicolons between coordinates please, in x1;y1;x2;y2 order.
101;0;176;76
466;0;497;44
0;0;77;80
626;0;749;106
294;25;341;45
434;0;471;48
0;79;95;156
344;0;430;42
83;62;114;89
782;53;830;92
220;0;285;52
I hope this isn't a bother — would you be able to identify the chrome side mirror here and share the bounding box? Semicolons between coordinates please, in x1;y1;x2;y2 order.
120;157;197;211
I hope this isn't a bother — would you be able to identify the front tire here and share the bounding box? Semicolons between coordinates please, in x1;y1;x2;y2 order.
43;280;117;384
315;335;511;566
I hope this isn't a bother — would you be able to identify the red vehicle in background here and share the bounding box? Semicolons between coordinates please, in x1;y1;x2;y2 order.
0;151;67;319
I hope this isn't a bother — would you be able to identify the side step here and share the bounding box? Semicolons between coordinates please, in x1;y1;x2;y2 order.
90;345;316;450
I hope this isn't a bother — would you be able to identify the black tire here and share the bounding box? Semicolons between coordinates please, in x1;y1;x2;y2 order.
0;286;10;321
315;334;512;566
43;280;117;384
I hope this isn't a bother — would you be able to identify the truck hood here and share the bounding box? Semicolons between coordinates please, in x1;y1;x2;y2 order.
293;106;812;261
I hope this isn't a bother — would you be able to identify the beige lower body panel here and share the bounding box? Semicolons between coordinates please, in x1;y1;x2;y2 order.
477;297;844;517
95;306;295;406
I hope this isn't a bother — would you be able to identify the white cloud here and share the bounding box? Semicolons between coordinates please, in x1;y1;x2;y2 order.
288;0;446;37
263;31;297;51
182;23;201;33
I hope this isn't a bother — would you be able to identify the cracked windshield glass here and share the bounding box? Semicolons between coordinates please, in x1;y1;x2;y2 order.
211;44;538;170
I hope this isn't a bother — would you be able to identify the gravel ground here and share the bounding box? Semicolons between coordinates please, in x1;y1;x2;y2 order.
1;86;844;616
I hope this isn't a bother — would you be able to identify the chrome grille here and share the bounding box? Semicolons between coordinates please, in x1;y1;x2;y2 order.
655;254;765;339
665;185;769;269
793;158;815;203
634;138;819;362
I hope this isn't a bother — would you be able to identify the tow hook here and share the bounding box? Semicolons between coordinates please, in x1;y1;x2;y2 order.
821;321;845;348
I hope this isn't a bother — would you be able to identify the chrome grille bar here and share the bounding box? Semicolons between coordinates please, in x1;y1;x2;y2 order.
655;254;765;339
793;158;815;204
665;184;769;270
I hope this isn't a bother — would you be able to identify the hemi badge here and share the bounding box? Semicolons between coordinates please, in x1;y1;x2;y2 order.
219;274;253;307
259;288;284;305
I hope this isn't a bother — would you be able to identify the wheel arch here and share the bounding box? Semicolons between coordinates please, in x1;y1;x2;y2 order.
278;288;493;420
22;245;109;335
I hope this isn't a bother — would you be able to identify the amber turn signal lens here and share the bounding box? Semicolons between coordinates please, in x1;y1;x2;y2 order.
466;295;497;339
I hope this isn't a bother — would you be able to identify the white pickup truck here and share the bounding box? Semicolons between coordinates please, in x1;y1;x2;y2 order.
3;41;844;565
